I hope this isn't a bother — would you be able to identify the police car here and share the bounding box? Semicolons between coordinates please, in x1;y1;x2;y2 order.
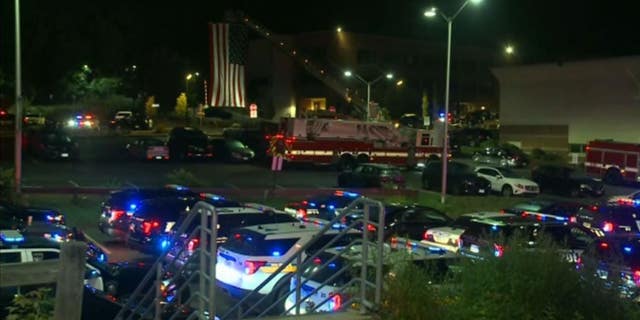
457;216;601;261
501;199;584;223
283;190;360;222
422;212;511;253
1;200;65;228
215;222;360;311
98;184;198;238
0;230;106;291
575;201;640;234
582;235;640;300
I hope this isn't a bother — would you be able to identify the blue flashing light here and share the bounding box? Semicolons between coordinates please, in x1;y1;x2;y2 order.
344;191;359;198
46;215;53;221
272;250;281;257
129;203;137;210
328;205;335;210
491;225;499;231
98;253;106;263
0;231;25;243
328;263;336;268
555;216;567;221
624;246;633;254
246;236;253;241
160;239;171;250
309;202;317;207
75;115;83;120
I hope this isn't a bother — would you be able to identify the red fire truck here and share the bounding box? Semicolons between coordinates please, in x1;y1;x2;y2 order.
266;118;443;169
585;140;640;184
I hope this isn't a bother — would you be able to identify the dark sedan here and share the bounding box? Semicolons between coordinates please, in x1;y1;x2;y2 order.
337;163;405;189
0;200;65;228
502;199;585;223
283;190;361;221
422;160;490;195
210;138;255;162
26;129;78;160
531;164;604;198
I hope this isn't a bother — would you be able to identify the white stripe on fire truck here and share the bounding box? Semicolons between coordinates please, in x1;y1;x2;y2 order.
290;150;334;156
584;162;638;173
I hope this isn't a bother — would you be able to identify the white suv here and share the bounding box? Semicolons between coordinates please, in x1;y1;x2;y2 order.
215;222;360;309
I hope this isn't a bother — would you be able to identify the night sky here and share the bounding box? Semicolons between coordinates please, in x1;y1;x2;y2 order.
1;0;639;106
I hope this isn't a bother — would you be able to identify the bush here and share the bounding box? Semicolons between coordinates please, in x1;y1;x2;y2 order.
6;287;55;320
166;168;203;187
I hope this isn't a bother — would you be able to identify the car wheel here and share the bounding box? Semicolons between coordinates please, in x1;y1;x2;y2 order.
270;278;290;315
502;185;513;197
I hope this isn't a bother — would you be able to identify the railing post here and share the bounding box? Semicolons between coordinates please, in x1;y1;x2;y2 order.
295;254;302;315
199;207;207;319
154;262;162;320
360;202;370;314
54;241;86;320
375;201;385;307
209;207;217;320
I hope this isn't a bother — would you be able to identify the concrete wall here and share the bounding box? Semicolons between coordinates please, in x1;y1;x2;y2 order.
493;56;640;148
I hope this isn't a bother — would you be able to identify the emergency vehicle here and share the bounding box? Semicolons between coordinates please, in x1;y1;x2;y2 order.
266;118;443;169
585;140;640;184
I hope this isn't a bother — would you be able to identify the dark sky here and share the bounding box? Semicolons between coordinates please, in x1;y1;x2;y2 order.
1;0;639;105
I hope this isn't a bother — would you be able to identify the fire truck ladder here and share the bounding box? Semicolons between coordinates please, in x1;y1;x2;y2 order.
113;201;219;320
238;15;368;110
220;197;387;319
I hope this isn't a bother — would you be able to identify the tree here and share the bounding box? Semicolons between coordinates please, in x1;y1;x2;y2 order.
145;96;157;117
174;93;187;118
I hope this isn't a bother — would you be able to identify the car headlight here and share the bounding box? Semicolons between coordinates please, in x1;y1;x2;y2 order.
580;184;592;190
515;184;524;189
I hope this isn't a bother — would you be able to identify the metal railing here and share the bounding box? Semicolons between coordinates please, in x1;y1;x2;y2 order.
220;196;386;319
114;201;218;320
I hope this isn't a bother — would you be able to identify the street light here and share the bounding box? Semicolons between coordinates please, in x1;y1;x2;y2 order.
185;73;199;123
336;26;342;33
505;44;515;55
344;70;395;121
425;0;483;204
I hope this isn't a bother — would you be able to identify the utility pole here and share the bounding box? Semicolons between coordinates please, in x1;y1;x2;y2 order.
14;0;23;195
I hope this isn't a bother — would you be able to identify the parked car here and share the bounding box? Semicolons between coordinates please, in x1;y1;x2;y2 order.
575;202;640;235
343;204;453;240
98;185;198;239
608;190;640;205
26;129;78;160
110;113;153;131
422;212;510;252
337;163;405;189
215;222;360;313
474;166;539;196
284;190;361;222
167;127;213;160
23;113;46;126
421;160;490;195
0;109;15;127
210;138;255;162
471;146;528;168
0;200;65;228
531;164;605;198
458;216;600;260
114;111;133;120
501;199;585;222
126;138;169;161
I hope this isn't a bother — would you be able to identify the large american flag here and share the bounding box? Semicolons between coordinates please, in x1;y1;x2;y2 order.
209;23;247;108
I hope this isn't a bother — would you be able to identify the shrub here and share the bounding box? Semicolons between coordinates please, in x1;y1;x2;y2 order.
166;168;203;187
6;287;55;320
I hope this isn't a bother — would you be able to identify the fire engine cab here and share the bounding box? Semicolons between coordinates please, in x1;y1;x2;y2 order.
585;140;640;184
266;118;443;169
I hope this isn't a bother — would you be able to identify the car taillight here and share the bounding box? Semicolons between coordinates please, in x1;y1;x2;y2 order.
494;244;504;258
328;293;343;311
602;222;614;233
633;270;640;287
109;209;125;223
569;216;577;223
143;220;161;235
423;231;434;242
296;208;307;218
187;238;200;252
244;260;267;275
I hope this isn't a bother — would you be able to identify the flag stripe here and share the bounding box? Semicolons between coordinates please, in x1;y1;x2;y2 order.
209;23;246;107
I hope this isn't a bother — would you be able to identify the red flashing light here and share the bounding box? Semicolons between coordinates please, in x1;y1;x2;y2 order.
234;233;242;240
244;260;267;275
602;222;614;233
423;231;434;242
302;200;308;205
569;216;577;223
143;220;160;235
313;257;322;265
187;238;199;252
585;146;591;152
329;293;343;311
85;115;93;120
296;208;307;218
109;209;125;223
366;224;377;232
494;244;504;258
634;270;640;286
0;110;6;115
599;242;609;249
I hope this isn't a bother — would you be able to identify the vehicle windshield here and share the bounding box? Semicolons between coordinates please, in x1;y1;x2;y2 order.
499;168;522;178
44;133;72;144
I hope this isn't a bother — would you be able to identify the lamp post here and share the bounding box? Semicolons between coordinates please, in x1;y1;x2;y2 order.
14;0;22;195
424;0;482;204
344;71;394;121
185;72;199;124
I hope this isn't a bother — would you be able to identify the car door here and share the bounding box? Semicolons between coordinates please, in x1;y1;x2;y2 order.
476;168;501;191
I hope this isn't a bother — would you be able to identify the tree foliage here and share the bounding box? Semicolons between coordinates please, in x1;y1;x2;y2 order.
6;287;55;320
174;92;187;118
145;95;157;118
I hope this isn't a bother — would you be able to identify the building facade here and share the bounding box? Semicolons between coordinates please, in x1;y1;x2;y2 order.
493;56;640;152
